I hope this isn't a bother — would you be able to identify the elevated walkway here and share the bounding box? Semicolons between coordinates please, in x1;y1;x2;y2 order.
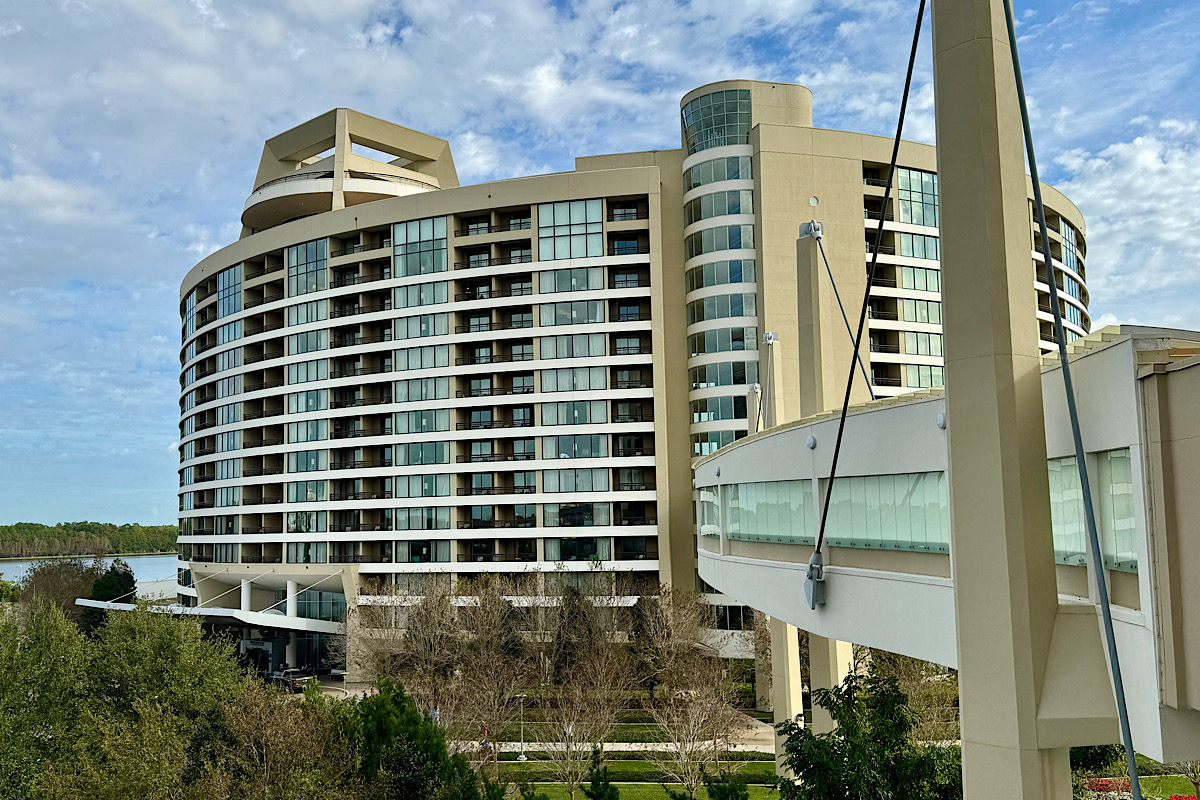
695;327;1200;762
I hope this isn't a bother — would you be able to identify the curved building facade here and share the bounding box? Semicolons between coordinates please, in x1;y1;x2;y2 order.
175;89;1089;671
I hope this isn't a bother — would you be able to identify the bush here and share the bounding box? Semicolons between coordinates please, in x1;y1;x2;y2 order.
1070;744;1125;774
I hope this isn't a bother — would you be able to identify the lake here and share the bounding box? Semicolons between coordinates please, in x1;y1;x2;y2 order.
0;553;179;584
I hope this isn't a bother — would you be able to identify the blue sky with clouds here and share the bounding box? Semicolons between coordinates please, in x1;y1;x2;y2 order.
0;0;1196;524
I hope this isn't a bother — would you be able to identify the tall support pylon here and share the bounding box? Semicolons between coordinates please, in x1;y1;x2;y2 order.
933;1;1071;797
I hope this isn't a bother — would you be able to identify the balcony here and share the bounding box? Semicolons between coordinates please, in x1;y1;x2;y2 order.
613;345;652;356
608;210;649;222
613;379;653;390
614;516;657;526
244;437;284;449
454;353;535;366
455;386;535;399
607;244;651;256
453;253;534;270
456;553;536;563
456;453;536;463
240;554;283;563
328;523;394;533
245;263;284;281
242;467;284;477
864;209;894;221
613;412;653;423
872;376;903;387
330;396;393;409
617;447;655;457
330;459;391;470
330;301;393;320
863;176;889;187
454;285;533;302
615;311;652;322
866;242;898;256
614;549;659;561
610;276;651;290
456;519;524;529
331;365;392;379
330;490;394;501
241;526;284;535
455;419;534;431
617;482;656;492
243;409;284;421
454;319;534;334
870;342;901;354
331;427;390;440
245;292;285;309
243;169;435;231
332;334;392;349
329;238;392;258
868;309;899;321
455;220;532;237
244;379;286;392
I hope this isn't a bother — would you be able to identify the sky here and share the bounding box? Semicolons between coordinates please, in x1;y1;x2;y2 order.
0;0;1197;525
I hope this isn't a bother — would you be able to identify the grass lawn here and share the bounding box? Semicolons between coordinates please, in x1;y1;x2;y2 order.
1139;774;1196;798
496;722;665;743
527;784;777;799
498;759;776;783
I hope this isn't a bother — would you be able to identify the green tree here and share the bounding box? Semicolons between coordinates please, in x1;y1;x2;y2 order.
0;598;90;800
85;602;245;722
581;747;620;800
355;680;481;800
776;673;962;800
702;770;750;800
80;559;136;635
17;558;101;623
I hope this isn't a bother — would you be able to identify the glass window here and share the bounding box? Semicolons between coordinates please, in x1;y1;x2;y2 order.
686;292;757;325
684;225;755;261
288;389;328;414
1096;448;1137;572
287;480;327;503
288;330;327;355
684;189;754;225
542;401;606;426
395;511;452;534
393;217;448;277
682;155;753;193
288;449;328;473
540;334;606;359
901;299;942;324
896;168;939;228
544;503;611;528
688;361;758;390
288;299;328;327
541;367;607;393
689;395;748;423
395;474;451;498
685;259;756;292
540;300;604;327
544;468;610;493
539;267;603;294
905;364;945;388
686;326;757;357
900;266;941;293
903;332;943;357
395;313;449;340
395;345;449;372
287;541;328;563
823;471;949;552
287;419;328;443
217;265;242;318
287;511;326;534
537;200;603;260
395;377;449;402
899;233;940;261
681;89;752;154
396;441;449;466
395;409;450;433
394;281;448;309
287;240;327;297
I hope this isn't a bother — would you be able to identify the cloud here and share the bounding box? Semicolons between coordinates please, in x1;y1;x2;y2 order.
1055;119;1200;328
0;0;1195;522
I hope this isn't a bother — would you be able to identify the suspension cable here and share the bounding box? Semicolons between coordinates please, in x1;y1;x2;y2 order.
816;236;876;401
1000;0;1143;795
813;0;926;554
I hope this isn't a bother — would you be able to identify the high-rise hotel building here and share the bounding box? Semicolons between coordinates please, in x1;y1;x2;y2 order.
176;81;1088;670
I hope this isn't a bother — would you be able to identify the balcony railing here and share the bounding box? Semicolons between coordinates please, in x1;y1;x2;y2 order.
610;276;651;290
455;220;532;237
617;482;656;491
614;516;657;526
454;319;534;334
331;365;392;379
244;438;284;449
866;243;897;256
455;419;535;431
330;459;391;470
612;413;653;423
329;238;392;258
331;427;390;440
607;210;649;222
454;353;535;366
614;550;659;561
242;409;284;421
617;447;654;457
615;311;652;322
242;467;284;477
244;351;285;365
240;554;283;563
613;379;653;390
870;342;901;354
241;526;284;535
244;379;286;392
454;285;533;302
251;170;335;193
864;209;894;221
328;523;394;533
870;276;898;288
872;376;903;387
453;253;534;270
245;292;285;309
863;176;889;187
456;453;536;463
613;345;652;356
330;301;392;320
868;309;899;321
456;553;536;563
245;263;284;281
456;520;533;530
330;396;393;409
607;244;651;256
330;491;394;501
455;386;534;399
245;320;286;337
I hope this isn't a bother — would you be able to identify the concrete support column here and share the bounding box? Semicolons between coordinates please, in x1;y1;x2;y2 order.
769;617;803;775
240;579;252;612
808;634;854;734
932;0;1069;796
285;634;297;669
285;580;299;618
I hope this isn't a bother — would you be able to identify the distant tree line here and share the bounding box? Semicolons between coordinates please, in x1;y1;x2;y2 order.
0;521;176;558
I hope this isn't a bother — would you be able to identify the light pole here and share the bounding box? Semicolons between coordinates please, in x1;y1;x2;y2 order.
517;694;527;761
